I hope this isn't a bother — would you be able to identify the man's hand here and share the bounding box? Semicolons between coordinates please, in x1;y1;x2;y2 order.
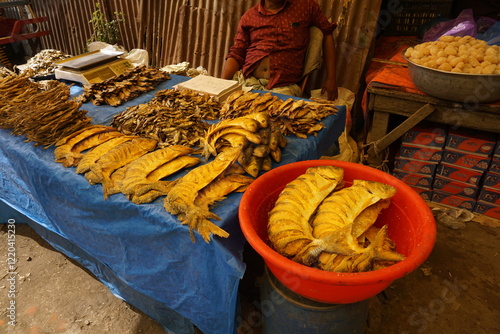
221;58;241;80
321;76;338;101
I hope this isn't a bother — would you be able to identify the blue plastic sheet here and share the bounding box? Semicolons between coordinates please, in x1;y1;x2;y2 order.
0;74;346;334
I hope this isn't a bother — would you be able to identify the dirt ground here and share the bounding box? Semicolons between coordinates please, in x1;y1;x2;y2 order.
0;208;499;334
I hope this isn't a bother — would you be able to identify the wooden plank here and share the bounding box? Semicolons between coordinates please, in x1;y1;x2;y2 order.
373;95;500;133
368;103;435;155
368;86;500;114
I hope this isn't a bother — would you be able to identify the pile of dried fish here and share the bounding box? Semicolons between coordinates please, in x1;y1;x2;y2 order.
164;146;253;242
120;145;200;204
111;89;217;148
16;49;71;77
220;91;338;138
152;89;221;120
269;97;338;138
54;125;124;167
79;66;171;107
55;125;253;242
0;73;91;146
268;166;405;273
54;126;159;198
202;112;286;177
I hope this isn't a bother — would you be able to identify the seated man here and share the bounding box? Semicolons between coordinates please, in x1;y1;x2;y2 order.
221;0;338;100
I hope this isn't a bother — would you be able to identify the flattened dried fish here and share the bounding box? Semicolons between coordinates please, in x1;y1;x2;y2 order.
164;146;242;242
91;138;158;199
79;66;171;107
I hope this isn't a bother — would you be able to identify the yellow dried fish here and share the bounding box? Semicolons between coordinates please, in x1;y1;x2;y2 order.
164;146;242;242
146;155;200;182
195;173;254;212
121;145;194;196
267;166;344;260
76;136;138;174
55;130;124;167
91;138;158;199
317;199;391;272
311;180;397;239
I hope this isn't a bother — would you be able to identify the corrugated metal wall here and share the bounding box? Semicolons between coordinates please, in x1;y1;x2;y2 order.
26;0;380;93
29;0;255;72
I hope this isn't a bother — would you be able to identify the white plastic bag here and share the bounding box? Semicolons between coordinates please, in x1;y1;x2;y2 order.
315;87;360;162
126;49;149;67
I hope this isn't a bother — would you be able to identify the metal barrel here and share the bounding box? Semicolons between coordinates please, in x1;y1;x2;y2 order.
260;267;370;334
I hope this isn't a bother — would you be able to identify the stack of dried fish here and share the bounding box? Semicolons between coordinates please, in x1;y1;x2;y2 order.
0;73;91;146
54;125;253;242
111;89;217;148
120;145;201;204
54;125;124;167
269;97;338;138
268;166;405;273
16;49;71;77
219;91;279;119
151;88;221;120
79;66;171;107
220;91;338;138
203;112;286;177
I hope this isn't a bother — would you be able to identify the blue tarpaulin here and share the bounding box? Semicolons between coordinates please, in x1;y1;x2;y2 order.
0;74;346;333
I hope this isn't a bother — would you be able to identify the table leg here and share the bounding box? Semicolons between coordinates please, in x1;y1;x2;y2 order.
364;110;390;166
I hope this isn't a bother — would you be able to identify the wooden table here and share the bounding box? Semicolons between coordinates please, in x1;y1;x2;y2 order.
364;85;500;166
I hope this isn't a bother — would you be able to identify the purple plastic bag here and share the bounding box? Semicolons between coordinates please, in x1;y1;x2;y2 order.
423;9;477;42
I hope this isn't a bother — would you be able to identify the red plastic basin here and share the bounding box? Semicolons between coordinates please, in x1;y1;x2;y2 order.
239;160;436;304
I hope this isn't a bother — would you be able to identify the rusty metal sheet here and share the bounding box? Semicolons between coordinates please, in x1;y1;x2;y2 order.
28;0;379;95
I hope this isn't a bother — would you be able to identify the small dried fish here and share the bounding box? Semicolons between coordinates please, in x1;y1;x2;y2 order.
0;72;91;146
111;89;216;149
79;66;171;107
220;91;338;138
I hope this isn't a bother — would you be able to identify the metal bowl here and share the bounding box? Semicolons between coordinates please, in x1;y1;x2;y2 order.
402;52;500;103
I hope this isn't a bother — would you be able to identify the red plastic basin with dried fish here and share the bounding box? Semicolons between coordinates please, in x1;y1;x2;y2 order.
239;160;436;304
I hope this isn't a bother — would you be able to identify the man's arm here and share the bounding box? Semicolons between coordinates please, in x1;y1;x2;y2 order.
321;34;339;101
221;57;241;80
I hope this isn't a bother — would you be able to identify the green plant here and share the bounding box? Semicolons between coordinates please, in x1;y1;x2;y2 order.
87;2;125;45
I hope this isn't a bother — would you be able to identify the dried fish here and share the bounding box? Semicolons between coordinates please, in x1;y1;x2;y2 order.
164;146;242;242
220;90;338;139
54;125;123;167
79;66;171;107
111;89;217;148
0;72;91;146
89;137;158;199
268;167;404;272
16;49;71;77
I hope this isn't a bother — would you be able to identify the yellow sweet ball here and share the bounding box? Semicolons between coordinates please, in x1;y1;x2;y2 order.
439;35;455;42
468;56;480;67
449;56;464;67
438;63;452;71
454;61;465;70
405;35;499;74
444;46;457;56
404;47;414;58
429;46;439;56
480;61;492;68
435;56;447;66
411;50;424;59
484;54;498;64
482;64;496;74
